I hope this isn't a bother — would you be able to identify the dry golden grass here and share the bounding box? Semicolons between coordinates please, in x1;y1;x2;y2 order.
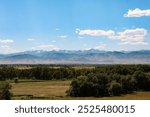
15;66;32;70
11;80;71;99
11;80;150;100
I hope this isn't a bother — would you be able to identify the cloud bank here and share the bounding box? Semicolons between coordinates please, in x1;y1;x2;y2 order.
0;39;14;43
31;44;60;51
77;28;148;45
124;8;150;17
78;29;114;37
58;35;68;38
0;45;18;54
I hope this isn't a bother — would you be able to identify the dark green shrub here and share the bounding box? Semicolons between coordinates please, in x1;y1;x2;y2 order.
66;76;86;97
0;81;12;100
67;75;110;97
120;76;137;93
133;71;150;91
96;74;110;96
109;81;123;96
14;78;19;83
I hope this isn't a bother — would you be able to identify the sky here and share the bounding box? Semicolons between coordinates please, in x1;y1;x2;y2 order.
0;0;150;53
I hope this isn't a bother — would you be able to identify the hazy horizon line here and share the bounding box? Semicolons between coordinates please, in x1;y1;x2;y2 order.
0;49;150;55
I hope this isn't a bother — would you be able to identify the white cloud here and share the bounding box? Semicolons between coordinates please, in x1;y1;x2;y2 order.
124;8;150;17
78;29;115;37
94;43;107;50
31;44;60;51
77;28;148;45
119;41;148;45
27;38;34;41
75;28;80;33
58;35;68;38
111;28;148;45
1;45;10;49
0;39;14;43
0;45;18;54
83;43;107;50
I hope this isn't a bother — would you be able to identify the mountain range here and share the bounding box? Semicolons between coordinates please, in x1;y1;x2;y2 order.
0;49;150;64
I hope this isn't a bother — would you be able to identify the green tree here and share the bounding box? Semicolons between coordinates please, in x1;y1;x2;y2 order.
14;78;19;83
0;81;12;100
120;76;137;93
133;71;150;91
109;81;123;96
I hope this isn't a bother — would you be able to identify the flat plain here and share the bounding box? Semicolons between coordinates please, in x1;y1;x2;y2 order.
10;80;150;100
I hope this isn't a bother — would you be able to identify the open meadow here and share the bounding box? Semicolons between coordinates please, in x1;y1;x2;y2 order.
0;64;150;100
10;80;150;100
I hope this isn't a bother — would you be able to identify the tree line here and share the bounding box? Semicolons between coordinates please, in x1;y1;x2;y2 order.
67;71;150;97
0;65;150;81
0;64;150;99
66;65;150;97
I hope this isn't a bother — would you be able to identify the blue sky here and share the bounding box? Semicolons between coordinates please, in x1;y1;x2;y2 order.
0;0;150;53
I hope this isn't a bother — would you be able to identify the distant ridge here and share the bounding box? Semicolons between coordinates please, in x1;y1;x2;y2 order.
0;49;150;64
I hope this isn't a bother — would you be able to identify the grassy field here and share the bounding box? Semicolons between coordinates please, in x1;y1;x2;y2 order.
11;80;71;99
10;80;150;100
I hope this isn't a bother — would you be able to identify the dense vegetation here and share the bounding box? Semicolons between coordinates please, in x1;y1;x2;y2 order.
0;64;150;98
67;71;150;97
0;81;12;100
0;64;150;80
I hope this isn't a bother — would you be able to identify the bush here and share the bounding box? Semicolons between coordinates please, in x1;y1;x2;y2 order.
66;76;86;97
67;75;110;97
120;76;137;93
109;81;123;96
14;78;19;83
67;69;150;98
133;71;150;91
0;81;12;100
96;74;110;96
67;75;101;97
